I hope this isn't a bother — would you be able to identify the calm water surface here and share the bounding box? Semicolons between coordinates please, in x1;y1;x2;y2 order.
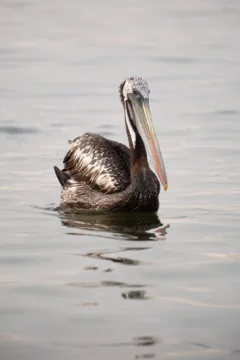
0;1;240;359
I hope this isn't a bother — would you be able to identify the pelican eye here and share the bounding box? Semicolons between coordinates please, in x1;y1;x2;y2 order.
133;89;142;101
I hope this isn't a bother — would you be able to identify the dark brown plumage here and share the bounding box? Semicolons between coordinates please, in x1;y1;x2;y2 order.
54;76;167;212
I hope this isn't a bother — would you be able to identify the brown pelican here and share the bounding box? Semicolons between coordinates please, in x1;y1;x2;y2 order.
54;76;168;212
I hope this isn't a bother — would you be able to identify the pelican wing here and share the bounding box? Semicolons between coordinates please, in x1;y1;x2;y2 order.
62;133;130;194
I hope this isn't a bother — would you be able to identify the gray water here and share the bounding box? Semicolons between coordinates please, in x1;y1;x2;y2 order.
0;1;240;359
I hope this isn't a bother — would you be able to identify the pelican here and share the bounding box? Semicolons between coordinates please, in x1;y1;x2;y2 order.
54;76;168;212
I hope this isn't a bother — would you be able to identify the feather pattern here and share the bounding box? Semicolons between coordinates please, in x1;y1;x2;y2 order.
54;132;160;212
62;133;130;194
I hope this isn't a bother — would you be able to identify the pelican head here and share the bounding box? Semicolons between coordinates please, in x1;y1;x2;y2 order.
120;76;168;191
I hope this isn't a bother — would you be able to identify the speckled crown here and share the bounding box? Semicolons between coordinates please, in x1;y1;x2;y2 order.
119;76;150;103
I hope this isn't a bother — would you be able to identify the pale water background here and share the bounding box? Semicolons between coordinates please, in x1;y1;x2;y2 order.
0;0;240;359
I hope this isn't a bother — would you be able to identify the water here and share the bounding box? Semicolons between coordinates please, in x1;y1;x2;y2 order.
0;0;240;359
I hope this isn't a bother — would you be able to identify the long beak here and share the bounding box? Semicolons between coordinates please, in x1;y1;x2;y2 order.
131;98;168;191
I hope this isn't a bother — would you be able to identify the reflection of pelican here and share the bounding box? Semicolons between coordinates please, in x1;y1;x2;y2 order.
54;76;167;212
60;211;169;241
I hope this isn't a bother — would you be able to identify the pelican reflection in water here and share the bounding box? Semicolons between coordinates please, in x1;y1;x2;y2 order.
54;76;168;212
61;211;169;242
